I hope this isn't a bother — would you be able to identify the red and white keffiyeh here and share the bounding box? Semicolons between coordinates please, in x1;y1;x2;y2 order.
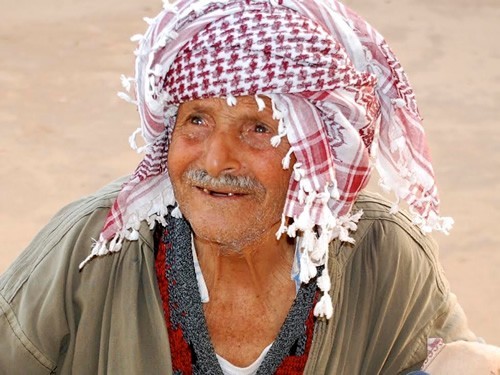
80;0;453;318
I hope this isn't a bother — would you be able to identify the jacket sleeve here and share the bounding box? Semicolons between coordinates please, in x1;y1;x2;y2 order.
0;293;56;373
0;184;119;374
306;195;478;375
351;210;478;374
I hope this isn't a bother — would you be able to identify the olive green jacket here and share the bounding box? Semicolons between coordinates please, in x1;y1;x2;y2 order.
0;178;476;374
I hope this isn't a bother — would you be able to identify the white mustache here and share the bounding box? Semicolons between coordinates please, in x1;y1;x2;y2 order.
184;169;264;194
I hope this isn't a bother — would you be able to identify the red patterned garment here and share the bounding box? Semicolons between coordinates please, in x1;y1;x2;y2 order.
154;222;317;374
79;0;453;318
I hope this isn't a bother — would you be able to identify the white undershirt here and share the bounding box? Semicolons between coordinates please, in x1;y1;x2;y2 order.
216;343;272;375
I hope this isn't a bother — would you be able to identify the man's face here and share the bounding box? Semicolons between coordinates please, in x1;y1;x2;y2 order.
167;95;293;250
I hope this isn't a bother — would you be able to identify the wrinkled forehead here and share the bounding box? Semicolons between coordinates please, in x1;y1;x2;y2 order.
176;95;275;116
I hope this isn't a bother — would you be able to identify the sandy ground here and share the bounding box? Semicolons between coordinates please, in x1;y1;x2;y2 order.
1;0;499;345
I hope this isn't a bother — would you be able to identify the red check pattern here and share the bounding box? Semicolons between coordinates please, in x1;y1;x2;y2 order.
82;0;451;274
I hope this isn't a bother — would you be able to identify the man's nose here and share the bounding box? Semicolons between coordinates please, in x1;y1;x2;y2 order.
202;131;241;177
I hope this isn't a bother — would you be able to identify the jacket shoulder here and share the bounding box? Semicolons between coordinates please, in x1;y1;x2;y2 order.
0;177;128;300
344;190;447;294
352;190;433;247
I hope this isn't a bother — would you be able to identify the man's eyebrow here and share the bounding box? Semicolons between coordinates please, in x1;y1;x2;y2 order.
182;104;209;113
182;101;221;113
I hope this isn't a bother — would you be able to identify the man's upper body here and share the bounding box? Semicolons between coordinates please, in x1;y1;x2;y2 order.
168;96;299;367
0;178;476;374
2;0;500;373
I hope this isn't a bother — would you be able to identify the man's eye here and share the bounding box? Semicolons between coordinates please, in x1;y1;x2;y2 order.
189;115;204;125
254;123;270;134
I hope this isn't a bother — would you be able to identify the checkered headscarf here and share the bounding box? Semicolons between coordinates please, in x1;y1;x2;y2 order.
80;0;452;318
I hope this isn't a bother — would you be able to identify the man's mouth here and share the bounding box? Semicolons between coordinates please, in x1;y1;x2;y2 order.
196;187;245;197
197;186;244;197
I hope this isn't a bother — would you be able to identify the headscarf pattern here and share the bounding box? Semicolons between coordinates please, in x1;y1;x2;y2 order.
79;0;453;318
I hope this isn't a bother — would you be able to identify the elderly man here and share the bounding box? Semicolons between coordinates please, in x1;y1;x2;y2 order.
1;0;498;373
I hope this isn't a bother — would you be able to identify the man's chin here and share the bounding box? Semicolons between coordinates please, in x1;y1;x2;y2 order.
188;221;268;252
180;204;284;250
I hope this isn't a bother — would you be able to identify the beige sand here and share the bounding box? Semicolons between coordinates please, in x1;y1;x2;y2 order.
1;0;499;345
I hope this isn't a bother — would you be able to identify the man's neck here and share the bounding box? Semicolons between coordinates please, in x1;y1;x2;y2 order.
193;226;297;366
193;226;295;301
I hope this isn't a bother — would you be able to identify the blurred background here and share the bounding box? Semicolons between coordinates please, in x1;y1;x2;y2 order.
1;0;499;344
